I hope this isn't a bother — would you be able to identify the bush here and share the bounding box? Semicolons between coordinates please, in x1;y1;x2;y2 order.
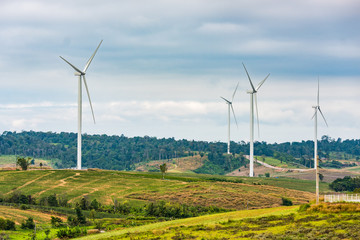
298;203;311;212
56;226;87;239
20;204;29;210
21;217;35;230
281;197;293;206
0;218;16;230
265;172;270;178
51;216;64;227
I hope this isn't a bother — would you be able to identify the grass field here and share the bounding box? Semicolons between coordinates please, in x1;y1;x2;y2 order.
135;155;204;173
0;155;54;169
260;156;304;169
0;205;67;224
74;204;360;240
0;155;17;165
0;170;322;210
75;206;298;240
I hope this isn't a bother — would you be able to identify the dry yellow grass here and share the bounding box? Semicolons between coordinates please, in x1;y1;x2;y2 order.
0;205;67;224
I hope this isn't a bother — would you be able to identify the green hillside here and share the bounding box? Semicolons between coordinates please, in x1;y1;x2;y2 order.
1;131;359;174
0;170;323;210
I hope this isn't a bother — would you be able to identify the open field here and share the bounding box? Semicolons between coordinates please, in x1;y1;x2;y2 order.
135;155;204;173
75;204;360;240
276;168;360;183
0;205;66;225
0;155;54;170
0;170;321;210
76;206;298;240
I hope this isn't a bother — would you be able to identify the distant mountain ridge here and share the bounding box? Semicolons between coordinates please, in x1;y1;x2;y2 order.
0;131;359;173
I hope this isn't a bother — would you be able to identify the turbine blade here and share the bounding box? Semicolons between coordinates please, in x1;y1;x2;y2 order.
242;63;256;92
83;40;103;73
231;82;239;102
318;107;328;127
317;77;320;106
311;108;316;120
254;93;260;138
83;75;96;124
60;56;84;74
230;104;238;129
256;73;270;91
220;96;231;104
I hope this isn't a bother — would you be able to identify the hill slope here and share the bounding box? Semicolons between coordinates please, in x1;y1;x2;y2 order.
1;131;359;173
0;170;320;210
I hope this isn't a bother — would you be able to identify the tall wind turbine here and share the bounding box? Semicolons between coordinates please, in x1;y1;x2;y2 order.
312;78;328;170
243;63;270;177
220;83;239;154
60;40;102;170
312;78;328;204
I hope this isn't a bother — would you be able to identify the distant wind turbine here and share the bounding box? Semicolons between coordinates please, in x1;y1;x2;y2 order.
60;40;102;170
243;63;270;177
220;83;239;154
312;77;328;170
312;78;328;204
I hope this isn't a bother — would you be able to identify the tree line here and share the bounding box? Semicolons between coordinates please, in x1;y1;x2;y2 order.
0;131;359;173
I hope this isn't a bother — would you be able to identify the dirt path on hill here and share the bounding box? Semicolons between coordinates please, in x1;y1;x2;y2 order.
5;171;55;195
227;155;311;177
255;158;312;172
33;172;81;198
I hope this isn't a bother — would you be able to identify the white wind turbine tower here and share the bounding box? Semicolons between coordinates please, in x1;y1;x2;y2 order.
243;63;270;177
60;40;102;170
312;78;328;204
220;83;239;154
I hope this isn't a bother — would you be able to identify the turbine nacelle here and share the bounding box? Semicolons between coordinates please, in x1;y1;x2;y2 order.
75;72;84;76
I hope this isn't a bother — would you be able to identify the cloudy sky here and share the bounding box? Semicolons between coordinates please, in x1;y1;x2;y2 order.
0;0;359;143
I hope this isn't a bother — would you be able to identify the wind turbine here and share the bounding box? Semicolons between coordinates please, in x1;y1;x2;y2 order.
243;63;270;177
312;78;328;170
60;40;102;170
312;78;328;204
220;83;239;154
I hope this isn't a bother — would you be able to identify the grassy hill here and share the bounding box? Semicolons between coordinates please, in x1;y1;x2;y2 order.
74;204;360;240
135;155;205;173
0;170;323;210
76;206;298;240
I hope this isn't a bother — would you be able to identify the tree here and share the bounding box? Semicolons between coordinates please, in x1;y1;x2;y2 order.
159;163;168;180
16;157;31;170
21;217;35;229
319;173;324;181
75;207;86;225
40;162;43;169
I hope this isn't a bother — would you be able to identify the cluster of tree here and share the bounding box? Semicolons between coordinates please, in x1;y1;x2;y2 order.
1;131;359;173
145;201;227;218
0;218;15;231
320;160;356;169
329;176;360;192
2;191;36;205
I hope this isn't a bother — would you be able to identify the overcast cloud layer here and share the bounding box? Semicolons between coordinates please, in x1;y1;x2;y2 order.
0;0;359;143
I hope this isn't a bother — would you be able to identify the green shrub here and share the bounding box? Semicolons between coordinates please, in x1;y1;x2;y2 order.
56;226;87;239
265;172;270;177
21;217;35;230
281;197;293;206
298;203;311;212
51;216;64;227
20;204;29;210
0;218;16;230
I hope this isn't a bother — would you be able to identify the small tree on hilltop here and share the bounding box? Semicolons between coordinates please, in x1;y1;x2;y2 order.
16;157;31;170
160;163;168;180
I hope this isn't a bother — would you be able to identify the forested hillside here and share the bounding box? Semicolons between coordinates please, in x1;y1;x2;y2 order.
0;131;359;173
